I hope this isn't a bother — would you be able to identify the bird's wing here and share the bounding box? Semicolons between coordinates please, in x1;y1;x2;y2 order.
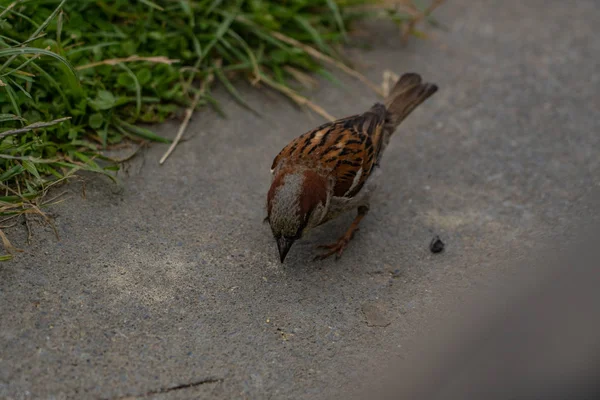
271;103;387;198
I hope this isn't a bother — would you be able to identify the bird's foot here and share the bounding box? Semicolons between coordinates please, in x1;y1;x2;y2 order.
313;229;358;261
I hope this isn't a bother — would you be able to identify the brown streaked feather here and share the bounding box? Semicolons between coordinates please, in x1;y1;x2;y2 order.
271;72;437;200
271;109;385;199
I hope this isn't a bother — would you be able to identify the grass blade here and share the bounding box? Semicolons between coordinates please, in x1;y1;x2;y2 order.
118;63;142;119
0;165;25;182
214;67;260;116
0;47;77;78
31;0;68;39
5;76;32;100
139;0;164;11
115;118;170;143
293;15;330;53
325;0;347;37
2;83;21;117
199;0;241;62
0;114;25;123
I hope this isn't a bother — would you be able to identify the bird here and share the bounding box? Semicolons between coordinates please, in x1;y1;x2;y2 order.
266;72;438;263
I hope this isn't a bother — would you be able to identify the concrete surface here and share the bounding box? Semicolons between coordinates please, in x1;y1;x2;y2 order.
1;0;599;399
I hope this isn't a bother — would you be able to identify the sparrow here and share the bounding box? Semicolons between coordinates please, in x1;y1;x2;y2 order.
266;72;438;263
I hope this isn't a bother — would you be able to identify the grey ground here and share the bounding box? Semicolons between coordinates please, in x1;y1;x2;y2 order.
1;0;599;399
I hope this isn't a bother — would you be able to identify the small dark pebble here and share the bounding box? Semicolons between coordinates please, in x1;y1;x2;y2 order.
429;236;445;253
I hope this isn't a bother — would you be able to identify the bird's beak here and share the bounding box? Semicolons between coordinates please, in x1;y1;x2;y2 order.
276;237;294;263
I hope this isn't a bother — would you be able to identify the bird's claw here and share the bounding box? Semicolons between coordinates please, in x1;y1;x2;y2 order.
313;236;352;261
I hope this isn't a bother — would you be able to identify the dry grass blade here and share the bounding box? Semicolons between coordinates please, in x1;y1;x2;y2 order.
401;0;446;41
0;1;19;20
0;228;23;256
0;182;60;240
0;117;71;139
159;63;218;165
76;55;179;71
260;73;336;122
284;66;319;89
267;30;385;98
24;213;33;244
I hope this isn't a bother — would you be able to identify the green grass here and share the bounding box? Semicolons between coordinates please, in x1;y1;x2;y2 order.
0;0;443;259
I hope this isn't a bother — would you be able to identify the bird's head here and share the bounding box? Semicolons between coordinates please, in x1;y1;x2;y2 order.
266;169;329;262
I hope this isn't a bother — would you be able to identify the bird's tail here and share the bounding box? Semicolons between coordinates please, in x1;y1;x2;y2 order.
384;73;438;134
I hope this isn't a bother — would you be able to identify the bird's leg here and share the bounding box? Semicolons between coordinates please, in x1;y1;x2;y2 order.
314;205;369;261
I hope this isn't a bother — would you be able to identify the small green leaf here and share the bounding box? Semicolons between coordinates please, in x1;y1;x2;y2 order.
117;72;133;87
89;90;116;111
23;110;41;123
89;113;104;129
136;68;152;85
